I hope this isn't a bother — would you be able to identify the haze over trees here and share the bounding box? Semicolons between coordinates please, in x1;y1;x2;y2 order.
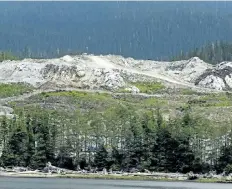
1;2;232;59
0;51;19;62
172;41;232;64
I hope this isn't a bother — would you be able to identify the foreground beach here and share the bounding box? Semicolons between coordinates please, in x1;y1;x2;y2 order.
1;170;232;183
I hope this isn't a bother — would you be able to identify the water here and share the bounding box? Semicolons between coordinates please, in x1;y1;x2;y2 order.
0;177;231;189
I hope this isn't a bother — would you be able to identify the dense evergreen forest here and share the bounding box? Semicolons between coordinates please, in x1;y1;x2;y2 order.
172;41;232;64
1;2;232;59
1;104;232;175
2;40;232;65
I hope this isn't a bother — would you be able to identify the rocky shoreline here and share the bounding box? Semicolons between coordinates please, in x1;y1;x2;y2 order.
1;164;232;183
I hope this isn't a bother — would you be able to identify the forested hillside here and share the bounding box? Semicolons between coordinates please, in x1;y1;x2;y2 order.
172;41;232;64
1;2;232;59
1;90;232;174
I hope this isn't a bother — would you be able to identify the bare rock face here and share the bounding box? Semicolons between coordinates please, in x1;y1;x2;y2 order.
103;70;125;90
60;55;74;62
195;62;232;90
1;54;232;92
198;75;226;90
42;64;86;81
225;75;232;88
0;106;14;117
166;57;212;83
0;55;127;90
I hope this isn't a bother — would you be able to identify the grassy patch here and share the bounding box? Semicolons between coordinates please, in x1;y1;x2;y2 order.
179;88;202;95
41;91;165;107
115;88;131;93
32;90;116;112
0;83;34;98
57;174;184;182
196;93;232;107
11;90;168;118
41;91;110;99
142;98;166;106
131;82;165;94
186;92;232;107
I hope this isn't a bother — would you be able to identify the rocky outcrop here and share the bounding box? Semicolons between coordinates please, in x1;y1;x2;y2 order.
187;171;199;180
0;105;14;117
43;162;74;174
196;62;232;90
1;54;232;91
125;86;140;94
166;57;212;83
43;162;62;174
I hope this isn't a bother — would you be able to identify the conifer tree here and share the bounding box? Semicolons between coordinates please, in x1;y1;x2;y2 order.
94;144;108;170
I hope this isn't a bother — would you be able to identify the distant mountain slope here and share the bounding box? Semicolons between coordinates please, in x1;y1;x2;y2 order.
1;2;232;59
172;41;232;64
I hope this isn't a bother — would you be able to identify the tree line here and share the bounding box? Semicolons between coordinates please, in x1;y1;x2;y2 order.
172;41;232;65
0;48;84;60
0;105;232;174
0;51;19;62
2;40;232;64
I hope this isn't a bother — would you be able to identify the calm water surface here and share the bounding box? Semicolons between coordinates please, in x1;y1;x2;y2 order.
0;177;232;189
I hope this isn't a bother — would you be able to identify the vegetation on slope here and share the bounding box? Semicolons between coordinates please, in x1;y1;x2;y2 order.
0;51;19;62
1;90;232;175
0;83;34;98
133;82;165;94
187;92;232;107
117;82;165;94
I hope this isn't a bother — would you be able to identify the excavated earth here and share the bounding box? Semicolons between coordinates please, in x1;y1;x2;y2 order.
0;54;231;91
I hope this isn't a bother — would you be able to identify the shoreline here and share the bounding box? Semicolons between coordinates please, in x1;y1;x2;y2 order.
1;172;232;184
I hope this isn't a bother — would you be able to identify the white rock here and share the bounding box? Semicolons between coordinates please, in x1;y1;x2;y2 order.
225;74;232;88
217;61;232;69
198;75;225;90
61;55;74;62
93;69;103;77
125;86;140;94
102;168;108;175
166;57;212;83
77;70;85;77
131;86;140;93
103;72;125;90
0;106;14;116
1;54;232;92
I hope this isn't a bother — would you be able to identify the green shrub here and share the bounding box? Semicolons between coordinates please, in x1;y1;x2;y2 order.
0;83;33;98
224;164;232;175
132;81;165;94
180;88;200;95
